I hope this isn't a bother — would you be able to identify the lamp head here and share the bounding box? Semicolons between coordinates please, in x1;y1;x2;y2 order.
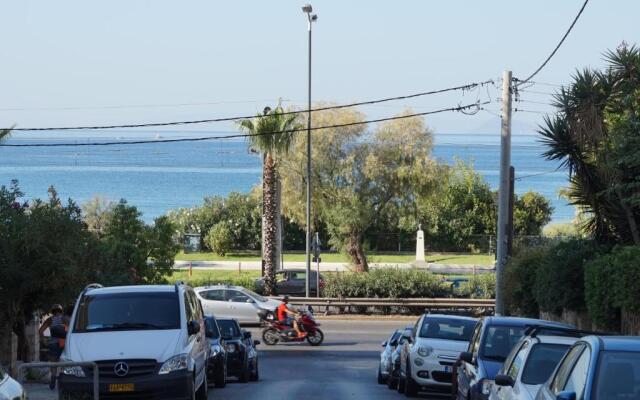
302;4;313;13
311;14;318;22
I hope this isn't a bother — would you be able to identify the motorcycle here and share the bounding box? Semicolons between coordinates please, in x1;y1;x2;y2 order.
259;308;324;346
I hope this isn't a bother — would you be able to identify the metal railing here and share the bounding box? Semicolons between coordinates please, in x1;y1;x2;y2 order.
18;361;99;400
276;296;495;309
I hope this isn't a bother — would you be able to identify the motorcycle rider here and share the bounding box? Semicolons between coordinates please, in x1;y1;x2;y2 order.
276;295;304;337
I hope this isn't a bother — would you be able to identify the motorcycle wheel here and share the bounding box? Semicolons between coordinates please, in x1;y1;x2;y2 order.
262;328;280;345
306;329;324;346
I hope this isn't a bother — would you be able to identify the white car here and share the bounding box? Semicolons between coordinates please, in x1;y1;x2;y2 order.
490;333;577;400
399;314;477;397
58;283;209;400
0;367;26;400
194;285;281;324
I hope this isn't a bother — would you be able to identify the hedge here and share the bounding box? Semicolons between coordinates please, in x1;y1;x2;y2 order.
504;245;550;317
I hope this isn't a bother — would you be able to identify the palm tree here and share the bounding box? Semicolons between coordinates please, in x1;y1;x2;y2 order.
0;129;10;142
238;106;302;295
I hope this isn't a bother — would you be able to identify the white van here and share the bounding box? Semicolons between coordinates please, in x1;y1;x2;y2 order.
58;283;208;400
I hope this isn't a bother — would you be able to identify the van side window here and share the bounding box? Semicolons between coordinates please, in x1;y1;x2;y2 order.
562;346;591;399
507;341;529;380
189;291;203;320
184;293;195;322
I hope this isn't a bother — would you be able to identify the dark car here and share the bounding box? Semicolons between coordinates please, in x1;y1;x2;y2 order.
455;317;572;400
204;316;227;388
217;318;260;382
536;336;640;400
378;329;404;384
255;269;324;296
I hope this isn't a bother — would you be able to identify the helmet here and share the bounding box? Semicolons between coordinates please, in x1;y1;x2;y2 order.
282;295;290;303
51;304;63;314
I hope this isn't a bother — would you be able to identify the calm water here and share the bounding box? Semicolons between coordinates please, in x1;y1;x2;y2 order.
0;132;573;222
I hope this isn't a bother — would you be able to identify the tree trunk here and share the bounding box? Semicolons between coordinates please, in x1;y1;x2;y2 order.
616;187;640;245
346;232;368;272
262;154;278;295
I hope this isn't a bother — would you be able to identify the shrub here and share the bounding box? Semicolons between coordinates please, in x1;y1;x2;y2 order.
534;239;604;315
205;222;234;256
504;245;550;317
455;274;496;299
323;268;449;298
584;252;620;330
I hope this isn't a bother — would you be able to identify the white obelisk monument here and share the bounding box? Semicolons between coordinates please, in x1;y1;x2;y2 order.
416;224;425;263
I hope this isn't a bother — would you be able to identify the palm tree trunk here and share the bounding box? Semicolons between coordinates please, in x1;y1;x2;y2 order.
616;187;640;245
347;231;368;272
262;154;278;295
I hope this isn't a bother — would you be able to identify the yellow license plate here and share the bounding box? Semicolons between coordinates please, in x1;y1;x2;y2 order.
109;383;135;392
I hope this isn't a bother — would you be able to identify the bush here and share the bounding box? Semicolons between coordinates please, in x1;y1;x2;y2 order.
504;246;550;317
205;222;234;256
584;252;620;330
323;268;449;298
455;274;496;299
534;239;604;315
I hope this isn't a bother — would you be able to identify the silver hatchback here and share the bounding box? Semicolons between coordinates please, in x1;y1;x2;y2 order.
195;285;282;325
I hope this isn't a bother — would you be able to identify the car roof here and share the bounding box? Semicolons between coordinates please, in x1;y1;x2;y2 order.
424;314;478;322
593;336;640;352
482;316;572;329
194;285;244;291
86;285;179;295
532;335;580;346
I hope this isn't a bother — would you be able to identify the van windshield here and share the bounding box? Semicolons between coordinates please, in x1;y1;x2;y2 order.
73;292;181;332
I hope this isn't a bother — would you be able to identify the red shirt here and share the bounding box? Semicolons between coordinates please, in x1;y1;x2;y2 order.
277;303;289;321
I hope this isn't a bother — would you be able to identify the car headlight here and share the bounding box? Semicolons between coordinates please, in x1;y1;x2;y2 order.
481;379;494;395
225;343;236;353
417;346;433;357
159;354;188;375
414;357;424;366
210;344;222;356
60;357;86;378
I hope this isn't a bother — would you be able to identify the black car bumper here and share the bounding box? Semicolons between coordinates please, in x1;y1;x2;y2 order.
58;369;192;400
226;353;246;375
207;354;225;378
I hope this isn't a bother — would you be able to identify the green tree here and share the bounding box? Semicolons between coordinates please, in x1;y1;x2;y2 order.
540;44;640;244
205;222;234;256
237;106;302;294
513;191;553;236
81;195;114;237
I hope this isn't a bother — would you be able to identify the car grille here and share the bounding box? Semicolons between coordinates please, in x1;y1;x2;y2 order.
101;391;154;400
431;371;452;383
85;359;158;379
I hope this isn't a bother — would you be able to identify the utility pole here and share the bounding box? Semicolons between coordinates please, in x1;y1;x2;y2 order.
507;166;515;257
495;70;513;316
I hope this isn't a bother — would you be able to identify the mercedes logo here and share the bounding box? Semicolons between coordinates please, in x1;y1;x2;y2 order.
114;361;129;377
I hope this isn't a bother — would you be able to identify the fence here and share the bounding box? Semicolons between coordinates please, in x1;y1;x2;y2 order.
18;361;100;400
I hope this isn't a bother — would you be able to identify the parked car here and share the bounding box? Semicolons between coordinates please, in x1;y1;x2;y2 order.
59;283;209;400
378;329;404;384
255;269;324;296
204;316;227;388
455;317;572;400
490;327;584;400
397;314;478;397
216;318;259;382
0;366;26;400
387;326;414;390
242;329;260;381
195;285;281;325
536;336;640;400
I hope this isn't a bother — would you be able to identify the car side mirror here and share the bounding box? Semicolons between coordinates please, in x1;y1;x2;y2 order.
254;340;260;346
460;351;474;364
556;391;576;400
494;374;514;387
390;339;398;347
243;331;252;340
187;320;200;336
381;341;388;347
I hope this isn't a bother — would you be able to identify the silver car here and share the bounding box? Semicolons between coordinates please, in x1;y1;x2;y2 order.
378;329;404;384
0;366;26;400
195;285;282;324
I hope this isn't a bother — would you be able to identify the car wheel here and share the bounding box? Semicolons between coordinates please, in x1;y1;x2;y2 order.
215;361;227;388
250;359;259;381
190;375;197;400
404;360;419;398
377;365;386;384
397;374;405;394
195;373;207;400
238;358;250;383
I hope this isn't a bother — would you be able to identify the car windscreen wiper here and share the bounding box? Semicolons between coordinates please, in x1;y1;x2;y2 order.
481;355;506;362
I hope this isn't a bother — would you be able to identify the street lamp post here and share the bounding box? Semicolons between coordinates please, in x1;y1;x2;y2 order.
302;4;317;298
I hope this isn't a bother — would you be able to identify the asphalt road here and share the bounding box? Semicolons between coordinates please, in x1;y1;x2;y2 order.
27;318;448;400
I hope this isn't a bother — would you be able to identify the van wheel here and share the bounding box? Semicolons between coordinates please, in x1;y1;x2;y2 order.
195;373;207;400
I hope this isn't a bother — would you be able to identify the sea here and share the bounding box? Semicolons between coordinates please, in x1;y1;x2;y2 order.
0;132;573;223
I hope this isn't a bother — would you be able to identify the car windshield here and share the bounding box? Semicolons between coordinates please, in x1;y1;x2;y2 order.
205;318;220;339
419;317;476;342
481;326;526;362
217;319;241;338
73;292;180;332
594;350;640;399
242;288;268;303
521;343;570;384
390;330;402;343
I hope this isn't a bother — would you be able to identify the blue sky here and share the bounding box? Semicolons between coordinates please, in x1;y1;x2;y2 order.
0;0;637;136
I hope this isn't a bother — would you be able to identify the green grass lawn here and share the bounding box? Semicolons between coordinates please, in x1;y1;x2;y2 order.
176;251;494;266
171;269;260;283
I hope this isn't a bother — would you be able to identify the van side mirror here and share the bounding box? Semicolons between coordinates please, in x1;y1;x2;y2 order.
556;392;576;400
495;374;515;387
460;351;474;364
187;321;200;336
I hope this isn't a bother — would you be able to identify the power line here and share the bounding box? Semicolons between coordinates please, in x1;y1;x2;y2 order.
515;0;590;86
0;101;488;147
515;169;561;181
7;80;494;132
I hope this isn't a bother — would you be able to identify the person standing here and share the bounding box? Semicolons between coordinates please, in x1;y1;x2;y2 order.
39;304;66;390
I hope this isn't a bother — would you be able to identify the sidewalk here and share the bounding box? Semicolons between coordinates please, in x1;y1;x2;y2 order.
173;260;495;274
24;384;56;400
